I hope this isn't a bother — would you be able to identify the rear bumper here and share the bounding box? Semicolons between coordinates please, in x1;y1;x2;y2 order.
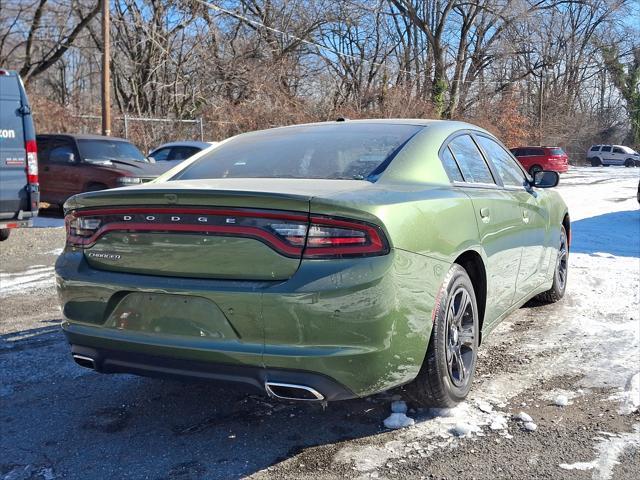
545;160;569;173
0;218;32;229
67;341;356;400
56;249;446;398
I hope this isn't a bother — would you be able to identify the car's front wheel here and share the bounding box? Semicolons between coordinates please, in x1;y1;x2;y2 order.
624;158;635;168
406;264;479;407
536;225;568;303
0;229;10;241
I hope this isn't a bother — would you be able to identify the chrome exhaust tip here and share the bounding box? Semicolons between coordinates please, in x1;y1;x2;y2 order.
72;354;96;370
265;381;325;401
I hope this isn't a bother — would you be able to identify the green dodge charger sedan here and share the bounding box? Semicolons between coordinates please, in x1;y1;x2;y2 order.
56;119;570;406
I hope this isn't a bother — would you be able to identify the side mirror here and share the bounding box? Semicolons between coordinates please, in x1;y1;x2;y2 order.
532;170;559;188
66;153;76;164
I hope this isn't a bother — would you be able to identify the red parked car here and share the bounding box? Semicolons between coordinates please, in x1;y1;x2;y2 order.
510;146;569;175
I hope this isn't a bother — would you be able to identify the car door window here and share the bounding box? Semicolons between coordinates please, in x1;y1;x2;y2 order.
613;147;624;154
49;142;75;163
531;148;545;156
169;146;200;161
36;137;51;163
150;147;171;162
601;146;612;153
439;146;464;182
475;136;526;187
448;135;495;184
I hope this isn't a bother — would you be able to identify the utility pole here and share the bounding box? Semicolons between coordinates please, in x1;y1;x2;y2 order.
538;73;544;145
101;0;111;136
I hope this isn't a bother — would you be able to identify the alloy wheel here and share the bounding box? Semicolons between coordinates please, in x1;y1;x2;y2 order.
556;229;568;291
445;287;476;388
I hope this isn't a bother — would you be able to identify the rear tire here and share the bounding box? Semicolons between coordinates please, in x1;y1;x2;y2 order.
0;229;10;241
529;164;543;176
405;264;479;407
536;225;568;304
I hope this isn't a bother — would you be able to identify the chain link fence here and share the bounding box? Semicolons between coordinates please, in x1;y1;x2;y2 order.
70;115;206;153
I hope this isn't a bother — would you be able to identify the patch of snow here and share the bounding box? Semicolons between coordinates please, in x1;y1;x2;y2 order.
609;372;640;415
558;425;640;480
0;266;55;297
523;422;537;432
45;247;64;256
476;400;493;413
489;415;508;430
383;412;415;429
32;216;64;228
554;394;569;407
515;412;533;423
391;400;408;413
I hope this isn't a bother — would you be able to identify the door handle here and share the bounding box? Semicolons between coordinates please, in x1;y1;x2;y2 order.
522;210;530;224
479;207;491;223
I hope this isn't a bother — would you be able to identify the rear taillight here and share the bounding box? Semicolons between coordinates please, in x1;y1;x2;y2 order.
25;139;38;184
302;216;389;258
64;208;390;258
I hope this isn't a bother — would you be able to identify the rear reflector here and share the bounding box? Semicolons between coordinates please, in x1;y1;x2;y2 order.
25;139;38;184
65;207;389;259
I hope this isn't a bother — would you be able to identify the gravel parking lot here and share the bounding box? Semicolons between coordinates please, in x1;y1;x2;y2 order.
1;167;638;480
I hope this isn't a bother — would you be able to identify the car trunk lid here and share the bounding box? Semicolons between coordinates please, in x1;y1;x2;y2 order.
65;179;367;280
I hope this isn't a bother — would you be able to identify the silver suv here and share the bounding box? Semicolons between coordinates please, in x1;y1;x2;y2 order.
587;144;640;167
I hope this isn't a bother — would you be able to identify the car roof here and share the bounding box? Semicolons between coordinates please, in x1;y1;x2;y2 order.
512;145;560;149
234;119;493;140
151;140;215;150
36;133;130;142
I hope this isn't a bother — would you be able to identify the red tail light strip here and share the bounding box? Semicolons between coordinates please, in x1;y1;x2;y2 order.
68;222;303;256
66;207;390;259
304;216;387;257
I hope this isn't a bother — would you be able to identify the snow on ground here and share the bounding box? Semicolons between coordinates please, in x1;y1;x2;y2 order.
0;265;55;297
559;425;640;479
335;166;640;473
32;216;64;228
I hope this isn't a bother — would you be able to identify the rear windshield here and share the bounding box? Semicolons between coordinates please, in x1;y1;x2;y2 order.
549;147;565;155
77;139;147;162
173;123;423;181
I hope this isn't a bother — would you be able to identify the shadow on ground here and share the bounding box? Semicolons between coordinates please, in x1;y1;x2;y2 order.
0;324;391;479
570;209;639;258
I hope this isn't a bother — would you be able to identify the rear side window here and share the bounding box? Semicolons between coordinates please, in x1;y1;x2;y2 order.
549;147;565;155
448;135;495;184
440;146;464;182
150;147;171;161
171;146;200;160
476;136;526;187
530;148;545;156
174;123;423;181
